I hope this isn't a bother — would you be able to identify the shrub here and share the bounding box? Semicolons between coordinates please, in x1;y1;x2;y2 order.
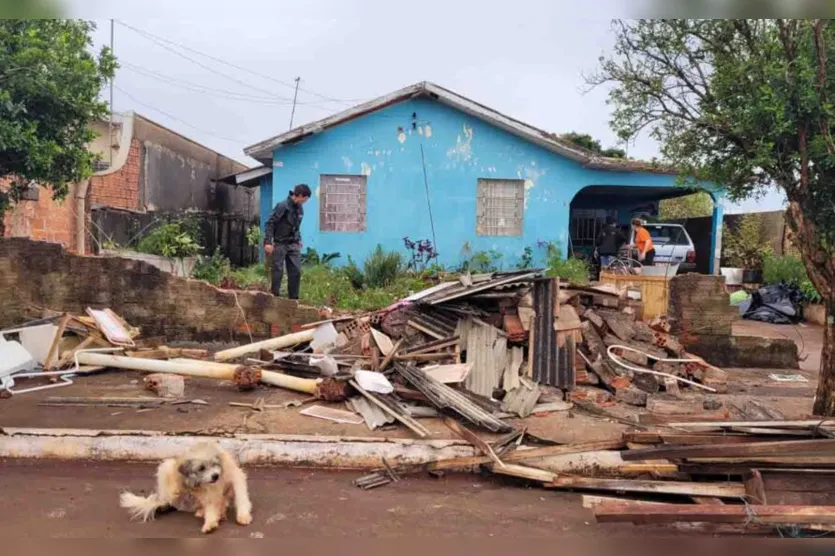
763;255;808;286
136;220;202;259
763;255;822;304
403;237;438;271
517;246;534;269
541;241;589;284
722;214;773;270
363;245;403;288
192;248;231;285
229;263;269;290
342;255;365;289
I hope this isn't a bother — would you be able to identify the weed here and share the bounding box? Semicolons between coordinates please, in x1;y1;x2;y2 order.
539;241;589;284
301;247;341;267
192;248;231;284
342;255;365;289
517;246;534;269
246;225;264;248
363;245;403;288
465;249;503;273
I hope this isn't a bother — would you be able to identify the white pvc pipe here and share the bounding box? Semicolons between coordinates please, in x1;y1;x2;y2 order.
606;345;716;393
213;329;316;362
76;352;237;379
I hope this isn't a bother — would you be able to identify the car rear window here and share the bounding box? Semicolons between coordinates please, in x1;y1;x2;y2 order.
647;226;690;246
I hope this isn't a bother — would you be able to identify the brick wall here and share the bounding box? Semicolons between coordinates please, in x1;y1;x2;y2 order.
2;181;79;252
0;238;321;342
89;139;142;210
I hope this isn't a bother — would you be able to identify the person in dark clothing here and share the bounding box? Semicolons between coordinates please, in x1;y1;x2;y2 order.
264;184;311;299
595;216;628;267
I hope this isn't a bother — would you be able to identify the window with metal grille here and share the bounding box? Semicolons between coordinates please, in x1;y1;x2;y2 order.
319;174;367;232
476;178;524;236
92;159;111;172
570;208;618;248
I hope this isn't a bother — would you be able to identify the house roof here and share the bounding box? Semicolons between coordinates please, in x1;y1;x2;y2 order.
244;81;676;175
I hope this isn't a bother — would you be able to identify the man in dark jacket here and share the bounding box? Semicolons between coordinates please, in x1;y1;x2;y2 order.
595;216;628;267
264;184;311;299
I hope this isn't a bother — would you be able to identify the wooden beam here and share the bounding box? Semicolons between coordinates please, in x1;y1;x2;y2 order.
663;420;835;430
423;439;626;472
43;314;70;371
593;503;835;525
443;417;505;468
490;463;556;483
544;477;745;498
623;432;779;446
622;439;835;462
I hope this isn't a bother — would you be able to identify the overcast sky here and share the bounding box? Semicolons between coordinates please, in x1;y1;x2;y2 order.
67;1;785;214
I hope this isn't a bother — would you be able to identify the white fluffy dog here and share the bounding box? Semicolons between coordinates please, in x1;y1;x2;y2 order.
120;442;253;534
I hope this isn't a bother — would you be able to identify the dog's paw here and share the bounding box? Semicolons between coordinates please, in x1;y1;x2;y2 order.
201;522;219;534
236;512;253;526
194;509;204;519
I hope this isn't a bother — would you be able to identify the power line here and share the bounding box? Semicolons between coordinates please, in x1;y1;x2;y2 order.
122;61;296;105
115;20;296;102
115;84;249;145
115;20;365;107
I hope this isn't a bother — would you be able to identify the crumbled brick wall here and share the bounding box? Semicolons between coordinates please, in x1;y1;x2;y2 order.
669;274;737;339
89;139;142;210
684;334;799;369
2;180;79;252
0;238;321;342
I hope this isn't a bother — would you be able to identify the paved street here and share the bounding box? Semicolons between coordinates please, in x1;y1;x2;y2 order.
0;459;661;538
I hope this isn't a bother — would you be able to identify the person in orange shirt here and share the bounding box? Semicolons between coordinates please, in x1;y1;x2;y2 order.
631;218;656;266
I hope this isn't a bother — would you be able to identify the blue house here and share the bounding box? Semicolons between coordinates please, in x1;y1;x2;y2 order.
239;82;723;272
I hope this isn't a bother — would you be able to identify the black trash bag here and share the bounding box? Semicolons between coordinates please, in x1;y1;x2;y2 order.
742;283;804;325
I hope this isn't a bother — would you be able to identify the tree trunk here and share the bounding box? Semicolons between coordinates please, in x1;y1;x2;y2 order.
813;298;835;416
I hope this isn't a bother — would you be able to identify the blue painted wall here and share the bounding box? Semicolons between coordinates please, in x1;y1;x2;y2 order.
265;97;700;269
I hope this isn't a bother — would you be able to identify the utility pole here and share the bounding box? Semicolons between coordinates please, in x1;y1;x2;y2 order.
289;77;300;129
109;19;115;166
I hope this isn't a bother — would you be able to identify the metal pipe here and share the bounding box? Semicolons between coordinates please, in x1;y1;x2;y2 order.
606;345;716;393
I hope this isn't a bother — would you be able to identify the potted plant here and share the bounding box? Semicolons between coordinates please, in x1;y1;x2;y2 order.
720;215;772;285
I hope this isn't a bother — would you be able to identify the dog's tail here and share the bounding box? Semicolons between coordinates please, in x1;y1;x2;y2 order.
120;491;168;522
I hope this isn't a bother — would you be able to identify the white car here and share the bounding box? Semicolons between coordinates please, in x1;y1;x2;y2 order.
631;223;697;273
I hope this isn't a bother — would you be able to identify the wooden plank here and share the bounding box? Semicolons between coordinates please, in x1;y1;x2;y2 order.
544;477;745;498
665;420;835;430
379;338;404;372
421;439;626;473
406;320;446;340
622;438;835;462
593;503;835;525
623;432;778;446
43;314;70;371
443;417;505;468
490;463;556;483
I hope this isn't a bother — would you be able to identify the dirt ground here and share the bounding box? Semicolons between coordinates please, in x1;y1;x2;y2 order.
0;458;682;538
0;321;823;443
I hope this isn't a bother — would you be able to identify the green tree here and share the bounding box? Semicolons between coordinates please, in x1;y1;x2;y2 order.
590;19;835;414
560;131;627;159
659;192;714;220
0;20;115;232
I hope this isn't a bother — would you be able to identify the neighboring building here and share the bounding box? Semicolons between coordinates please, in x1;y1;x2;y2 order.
243;82;724;272
3;112;259;265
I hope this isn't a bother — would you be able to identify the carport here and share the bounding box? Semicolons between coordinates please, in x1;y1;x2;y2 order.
569;184;724;274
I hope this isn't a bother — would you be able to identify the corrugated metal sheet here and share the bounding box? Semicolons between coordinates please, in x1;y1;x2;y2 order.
462;319;502;398
423;271;539;305
531;278;576;389
532;278;560;387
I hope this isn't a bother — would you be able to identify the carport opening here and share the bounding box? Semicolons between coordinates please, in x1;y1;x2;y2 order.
568;185;718;274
